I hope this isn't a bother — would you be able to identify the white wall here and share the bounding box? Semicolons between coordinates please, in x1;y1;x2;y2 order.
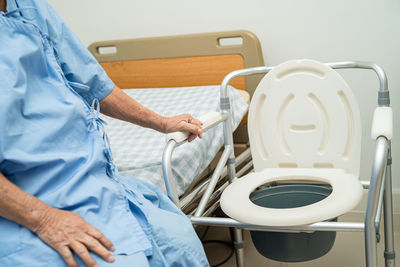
48;0;400;194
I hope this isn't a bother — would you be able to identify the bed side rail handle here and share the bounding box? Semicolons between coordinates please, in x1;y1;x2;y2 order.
165;111;226;145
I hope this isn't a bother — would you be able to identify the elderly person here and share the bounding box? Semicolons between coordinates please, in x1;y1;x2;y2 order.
0;0;209;266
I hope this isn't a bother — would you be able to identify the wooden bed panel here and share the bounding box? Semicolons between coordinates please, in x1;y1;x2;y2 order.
100;54;246;90
89;30;264;96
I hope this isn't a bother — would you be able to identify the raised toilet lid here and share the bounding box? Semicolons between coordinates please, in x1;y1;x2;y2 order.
248;60;362;176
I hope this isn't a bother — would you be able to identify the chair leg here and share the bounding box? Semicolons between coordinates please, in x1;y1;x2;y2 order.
365;223;379;267
365;137;389;267
232;228;245;267
383;147;396;267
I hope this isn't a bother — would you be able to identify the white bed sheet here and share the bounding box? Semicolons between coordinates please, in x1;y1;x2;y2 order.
101;85;248;196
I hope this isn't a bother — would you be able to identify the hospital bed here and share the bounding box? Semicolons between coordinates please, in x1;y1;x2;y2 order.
88;30;265;214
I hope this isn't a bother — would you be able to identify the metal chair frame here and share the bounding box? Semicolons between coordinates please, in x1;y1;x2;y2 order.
162;61;395;267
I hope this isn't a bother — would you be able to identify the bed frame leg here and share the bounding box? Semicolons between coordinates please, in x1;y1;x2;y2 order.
232;228;245;267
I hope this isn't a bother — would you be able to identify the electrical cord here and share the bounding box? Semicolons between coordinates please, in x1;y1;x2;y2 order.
200;226;235;267
202;240;234;267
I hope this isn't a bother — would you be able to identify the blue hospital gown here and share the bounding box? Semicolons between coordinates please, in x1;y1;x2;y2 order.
0;0;209;266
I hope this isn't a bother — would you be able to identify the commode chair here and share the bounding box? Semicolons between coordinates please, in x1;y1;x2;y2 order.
184;60;395;267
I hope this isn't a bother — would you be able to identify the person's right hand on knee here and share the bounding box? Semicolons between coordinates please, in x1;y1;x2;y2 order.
34;207;115;267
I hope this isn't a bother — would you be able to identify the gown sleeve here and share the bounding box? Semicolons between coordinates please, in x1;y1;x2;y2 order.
35;0;115;103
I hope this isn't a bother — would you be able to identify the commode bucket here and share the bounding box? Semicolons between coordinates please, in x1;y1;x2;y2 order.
249;184;337;262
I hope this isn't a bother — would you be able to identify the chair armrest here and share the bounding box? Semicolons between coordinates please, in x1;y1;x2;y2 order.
371;107;393;140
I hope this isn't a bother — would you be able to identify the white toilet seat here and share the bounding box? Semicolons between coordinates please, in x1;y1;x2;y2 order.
220;168;363;226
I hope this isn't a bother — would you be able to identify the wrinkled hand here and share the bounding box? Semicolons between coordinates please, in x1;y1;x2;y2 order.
163;114;203;142
34;208;115;267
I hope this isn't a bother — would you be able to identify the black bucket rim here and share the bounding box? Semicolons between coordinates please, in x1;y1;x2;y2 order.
250;183;332;209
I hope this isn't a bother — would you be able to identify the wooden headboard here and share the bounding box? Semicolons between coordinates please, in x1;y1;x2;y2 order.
88;30;265;142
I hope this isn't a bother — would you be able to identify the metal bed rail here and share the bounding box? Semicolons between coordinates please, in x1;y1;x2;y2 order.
180;147;252;212
162;112;231;207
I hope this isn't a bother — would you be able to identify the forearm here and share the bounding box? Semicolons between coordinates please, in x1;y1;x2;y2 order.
100;86;166;132
0;172;49;232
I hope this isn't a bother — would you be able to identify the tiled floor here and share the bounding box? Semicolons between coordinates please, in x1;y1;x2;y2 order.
203;212;400;267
